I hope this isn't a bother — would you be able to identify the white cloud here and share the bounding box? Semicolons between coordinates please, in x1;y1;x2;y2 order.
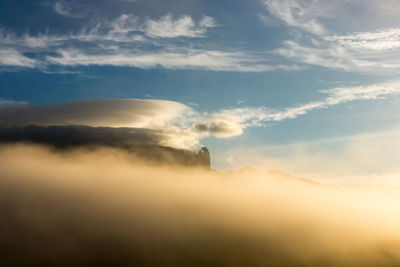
45;48;295;72
3;0;400;74
68;14;216;41
53;1;85;18
200;81;400;139
274;31;400;74
0;14;299;72
54;1;72;17
109;14;139;34
0;29;63;48
143;14;216;38
0;48;36;67
263;0;400;73
322;81;400;103
328;28;400;50
263;0;326;34
262;0;400;35
212;81;400;130
199;16;216;28
274;40;352;71
1;13;215;48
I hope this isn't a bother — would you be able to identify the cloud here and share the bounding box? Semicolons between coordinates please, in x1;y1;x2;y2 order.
2;144;400;266
1;13;215;46
0;98;203;149
0;98;251;149
0;10;299;73
45;48;293;72
194;114;244;138
2;0;400;74
54;1;73;17
2;79;399;148
0;98;189;128
0;48;36;67
274;40;353;71
204;81;400;137
262;0;400;35
0;125;164;147
274;32;400;74
328;28;400;50
211;81;400;129
263;0;327;34
53;1;86;18
143;14;216;38
57;13;215;40
208;121;243;137
262;0;400;74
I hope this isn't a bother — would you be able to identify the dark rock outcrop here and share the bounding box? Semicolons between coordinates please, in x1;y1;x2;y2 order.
198;147;211;168
0;125;211;169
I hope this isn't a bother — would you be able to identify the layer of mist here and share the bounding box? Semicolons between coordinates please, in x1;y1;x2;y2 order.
1;144;400;266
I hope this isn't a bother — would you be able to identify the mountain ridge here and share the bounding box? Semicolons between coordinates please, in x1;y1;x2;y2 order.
0;125;211;168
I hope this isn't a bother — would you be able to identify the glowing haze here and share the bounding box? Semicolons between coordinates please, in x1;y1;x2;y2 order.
1;144;400;266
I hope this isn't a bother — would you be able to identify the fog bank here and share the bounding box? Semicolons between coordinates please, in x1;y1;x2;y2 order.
1;144;400;266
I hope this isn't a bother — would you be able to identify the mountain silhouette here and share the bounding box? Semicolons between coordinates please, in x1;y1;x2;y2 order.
0;125;211;168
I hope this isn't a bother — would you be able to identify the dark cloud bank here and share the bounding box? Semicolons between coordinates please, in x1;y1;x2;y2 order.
0;125;211;168
0;98;212;168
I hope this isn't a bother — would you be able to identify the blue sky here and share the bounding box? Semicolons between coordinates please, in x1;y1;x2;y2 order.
1;0;400;181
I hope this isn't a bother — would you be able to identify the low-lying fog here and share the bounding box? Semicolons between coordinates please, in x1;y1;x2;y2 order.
1;144;400;266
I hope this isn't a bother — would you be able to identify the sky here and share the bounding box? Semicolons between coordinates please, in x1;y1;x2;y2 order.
1;0;400;182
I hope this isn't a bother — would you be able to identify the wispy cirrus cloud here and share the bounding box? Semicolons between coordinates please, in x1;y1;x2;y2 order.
45;48;300;72
262;0;400;74
0;48;36;67
3;0;400;74
274;31;400;74
143;14;216;38
1;13;216;45
54;1;74;17
327;28;400;50
53;0;87;18
263;0;327;34
263;0;400;35
212;81;400;130
0;12;298;72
